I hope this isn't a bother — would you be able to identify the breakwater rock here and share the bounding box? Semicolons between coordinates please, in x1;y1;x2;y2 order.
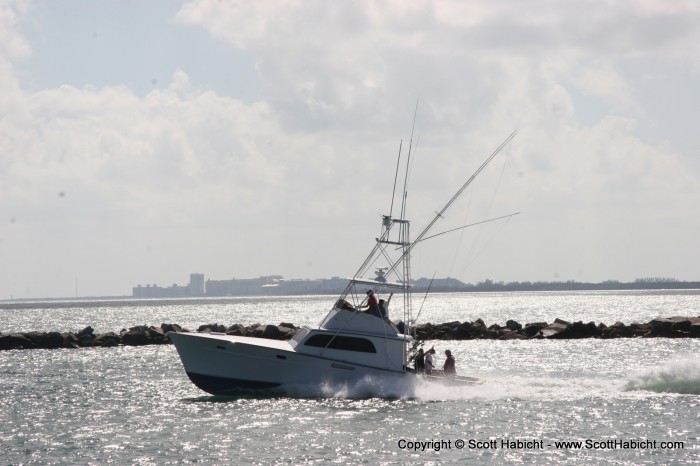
411;316;700;340
0;322;300;351
1;317;699;351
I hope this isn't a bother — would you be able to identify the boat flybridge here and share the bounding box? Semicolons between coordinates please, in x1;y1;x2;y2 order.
169;131;517;395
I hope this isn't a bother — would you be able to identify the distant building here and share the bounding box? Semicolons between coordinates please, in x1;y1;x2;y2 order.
132;273;206;298
205;276;284;296
189;273;205;296
132;283;188;298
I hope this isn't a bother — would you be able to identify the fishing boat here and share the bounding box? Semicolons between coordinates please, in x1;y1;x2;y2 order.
169;131;517;396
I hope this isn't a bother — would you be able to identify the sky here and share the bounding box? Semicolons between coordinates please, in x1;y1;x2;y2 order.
1;0;699;299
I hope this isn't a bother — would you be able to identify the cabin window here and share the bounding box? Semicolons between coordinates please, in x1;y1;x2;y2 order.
303;334;376;353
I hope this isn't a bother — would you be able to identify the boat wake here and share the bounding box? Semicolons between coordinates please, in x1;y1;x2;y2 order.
412;375;618;401
624;359;700;395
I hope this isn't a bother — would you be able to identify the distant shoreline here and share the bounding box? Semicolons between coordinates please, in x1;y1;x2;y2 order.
2;280;699;306
457;280;700;293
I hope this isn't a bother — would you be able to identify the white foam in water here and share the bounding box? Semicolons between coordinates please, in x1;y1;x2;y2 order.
625;358;700;395
279;375;419;399
277;373;621;401
411;374;622;401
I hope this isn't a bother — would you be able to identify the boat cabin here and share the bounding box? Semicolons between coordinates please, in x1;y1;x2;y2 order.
289;302;410;372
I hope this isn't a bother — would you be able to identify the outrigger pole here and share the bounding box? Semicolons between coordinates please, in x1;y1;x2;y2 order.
389;140;402;219
411;130;518;247
416;212;521;243
380;129;518;281
384;129;518;356
400;100;420;222
414;272;436;325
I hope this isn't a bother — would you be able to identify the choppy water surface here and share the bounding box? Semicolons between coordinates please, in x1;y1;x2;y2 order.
1;291;699;464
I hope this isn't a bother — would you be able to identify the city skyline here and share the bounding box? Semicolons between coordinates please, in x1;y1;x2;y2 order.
131;273;700;300
5;272;698;302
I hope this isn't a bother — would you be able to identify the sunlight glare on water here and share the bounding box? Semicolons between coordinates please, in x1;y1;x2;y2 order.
0;292;698;464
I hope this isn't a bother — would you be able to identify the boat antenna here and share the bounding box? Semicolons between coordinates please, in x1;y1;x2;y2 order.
400;99;419;221
389;140;402;218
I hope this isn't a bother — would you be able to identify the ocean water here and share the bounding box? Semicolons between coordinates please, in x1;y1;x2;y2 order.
1;291;699;465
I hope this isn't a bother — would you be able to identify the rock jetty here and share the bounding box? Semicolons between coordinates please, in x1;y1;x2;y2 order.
1;317;699;351
410;316;700;341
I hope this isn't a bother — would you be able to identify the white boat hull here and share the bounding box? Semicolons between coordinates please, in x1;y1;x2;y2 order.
169;331;411;395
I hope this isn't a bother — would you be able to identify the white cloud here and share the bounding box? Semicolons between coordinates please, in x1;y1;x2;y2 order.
0;0;31;60
1;0;699;297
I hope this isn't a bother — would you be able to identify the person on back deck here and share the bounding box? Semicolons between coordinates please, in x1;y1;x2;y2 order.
424;347;436;374
360;290;381;317
443;349;456;376
414;348;425;373
378;292;393;319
